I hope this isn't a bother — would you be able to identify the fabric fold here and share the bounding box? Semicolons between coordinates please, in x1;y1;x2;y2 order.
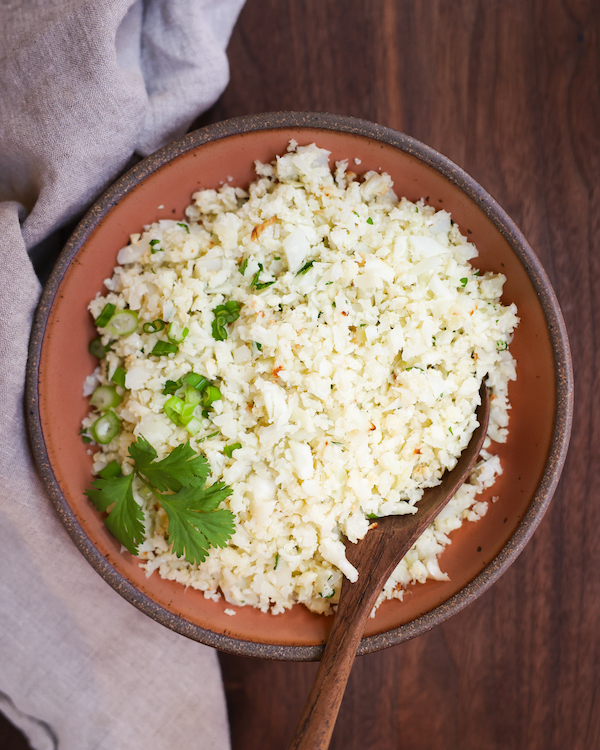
0;1;245;747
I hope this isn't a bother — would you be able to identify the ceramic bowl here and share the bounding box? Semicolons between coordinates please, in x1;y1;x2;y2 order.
26;112;573;660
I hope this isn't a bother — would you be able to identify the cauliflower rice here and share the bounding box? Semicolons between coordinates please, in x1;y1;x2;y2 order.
83;141;518;615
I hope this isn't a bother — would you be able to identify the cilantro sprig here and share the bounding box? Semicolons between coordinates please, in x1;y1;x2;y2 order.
85;436;235;564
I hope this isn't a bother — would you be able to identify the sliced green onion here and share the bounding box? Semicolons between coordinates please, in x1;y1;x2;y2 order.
366;217;373;225
274;553;280;569
460;277;468;287
163;396;184;425
90;411;120;444
177;222;190;233
239;258;249;275
98;460;122;479
111;366;126;388
184;416;202;436
89;338;107;359
201;385;222;409
143;319;166;334
497;340;508;351
254;341;262;352
150;239;161;254
152;340;179;356
184;386;201;406
212;301;241;341
167;322;189;344
224;442;241;458
90;385;122;412
182;372;208;390
106;310;138;337
95;303;116;327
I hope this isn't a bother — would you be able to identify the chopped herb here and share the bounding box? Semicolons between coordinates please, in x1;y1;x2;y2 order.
274;256;281;260
150;239;161;253
151;340;179;356
366;217;373;225
223;443;241;458
163;379;182;395
432;336;436;346
296;260;315;276
254;341;262;351
415;207;419;213
197;431;219;443
274;553;280;570
497;340;508;351
212;300;241;341
449;427;453;435
79;427;92;444
353;211;359;216
177;222;190;233
239;257;249;275
473;270;480;277
322;590;335;599
332;441;344;447
85;436;235;563
332;301;336;308
460;278;468;287
366;513;378;519
250;263;275;290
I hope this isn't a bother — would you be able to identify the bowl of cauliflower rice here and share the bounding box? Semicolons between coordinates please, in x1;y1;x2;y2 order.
27;113;572;659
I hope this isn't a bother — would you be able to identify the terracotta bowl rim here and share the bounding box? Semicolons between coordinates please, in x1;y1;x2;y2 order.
26;111;573;661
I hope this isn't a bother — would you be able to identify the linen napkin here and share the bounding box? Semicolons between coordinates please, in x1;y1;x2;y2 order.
0;1;244;748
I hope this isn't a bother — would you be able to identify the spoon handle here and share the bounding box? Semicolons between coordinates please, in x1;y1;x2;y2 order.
287;384;490;750
286;558;388;750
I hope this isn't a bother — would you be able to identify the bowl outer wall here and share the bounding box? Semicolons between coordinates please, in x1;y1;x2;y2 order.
26;112;573;661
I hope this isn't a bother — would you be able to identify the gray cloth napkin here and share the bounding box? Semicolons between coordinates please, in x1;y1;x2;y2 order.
0;1;245;748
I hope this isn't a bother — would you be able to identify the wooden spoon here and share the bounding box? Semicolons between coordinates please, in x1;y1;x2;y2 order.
287;382;490;750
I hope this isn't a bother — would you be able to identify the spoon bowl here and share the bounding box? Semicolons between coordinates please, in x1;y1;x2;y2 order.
288;382;491;750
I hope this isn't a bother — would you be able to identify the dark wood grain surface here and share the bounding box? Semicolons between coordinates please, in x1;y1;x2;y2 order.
3;1;598;748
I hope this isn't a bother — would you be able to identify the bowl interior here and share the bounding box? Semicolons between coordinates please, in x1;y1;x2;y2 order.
36;124;557;656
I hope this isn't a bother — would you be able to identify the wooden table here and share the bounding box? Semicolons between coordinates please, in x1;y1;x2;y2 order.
3;1;598;748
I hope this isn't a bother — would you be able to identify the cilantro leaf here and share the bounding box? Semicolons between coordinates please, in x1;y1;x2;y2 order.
296;260;315;276
128;435;157;469
85;473;143;555
86;436;235;564
134;441;210;492
161;483;234;564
